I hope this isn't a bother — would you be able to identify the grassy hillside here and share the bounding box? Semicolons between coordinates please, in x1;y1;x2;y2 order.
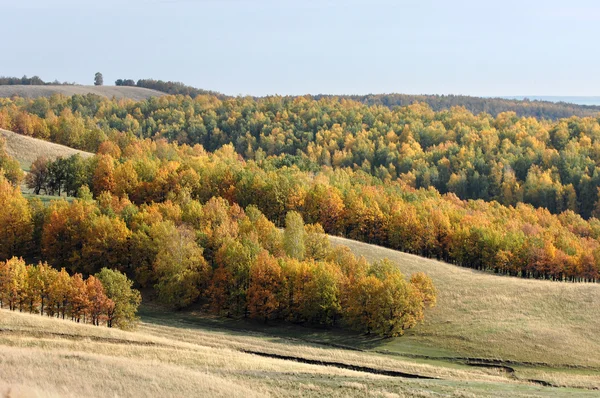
0;129;93;170
0;85;164;101
1;237;599;396
1;309;597;398
330;237;600;369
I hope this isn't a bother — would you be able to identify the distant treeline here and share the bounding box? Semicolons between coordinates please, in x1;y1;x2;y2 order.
4;74;600;119
312;94;600;120
0;76;74;86
114;78;227;99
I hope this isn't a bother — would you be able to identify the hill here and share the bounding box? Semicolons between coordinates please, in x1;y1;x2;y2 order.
1;237;599;397
0;306;596;397
0;129;93;170
0;85;165;101
329;237;600;371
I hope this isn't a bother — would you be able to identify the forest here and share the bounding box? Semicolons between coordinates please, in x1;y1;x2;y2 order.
2;90;600;333
3;93;600;218
0;156;436;336
0;75;73;86
2;75;598;119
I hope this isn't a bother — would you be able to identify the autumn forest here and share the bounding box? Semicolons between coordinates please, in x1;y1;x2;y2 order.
2;88;600;337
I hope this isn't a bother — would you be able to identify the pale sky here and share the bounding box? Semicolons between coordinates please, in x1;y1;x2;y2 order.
3;0;600;96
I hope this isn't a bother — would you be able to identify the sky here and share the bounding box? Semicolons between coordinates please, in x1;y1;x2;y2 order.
3;0;600;96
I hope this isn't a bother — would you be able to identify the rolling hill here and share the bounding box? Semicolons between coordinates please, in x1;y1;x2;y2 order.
0;129;93;170
1;237;599;397
329;237;600;371
0;85;165;101
1;126;599;396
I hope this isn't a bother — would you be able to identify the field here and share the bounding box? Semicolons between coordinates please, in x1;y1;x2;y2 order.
0;85;164;101
1;237;599;397
1;129;93;171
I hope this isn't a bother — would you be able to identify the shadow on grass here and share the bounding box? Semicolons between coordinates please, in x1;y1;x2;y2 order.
138;302;389;352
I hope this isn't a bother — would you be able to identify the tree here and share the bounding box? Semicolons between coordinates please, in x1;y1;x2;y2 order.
284;211;306;260
85;275;113;326
37;262;58;316
81;215;131;274
92;154;116;196
48;268;73;319
151;222;210;309
26;156;49;195
46;156;69;196
41;200;97;272
298;261;341;325
94;72;104;86
95;268;141;329
304;223;330;260
0;175;33;260
213;238;259;316
0;258;28;311
69;273;90;322
247;251;285;322
410;272;437;307
0;137;24;186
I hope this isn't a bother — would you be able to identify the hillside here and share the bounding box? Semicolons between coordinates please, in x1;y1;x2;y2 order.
1;237;599;396
329;237;600;371
0;85;165;101
0;307;596;397
0;129;93;170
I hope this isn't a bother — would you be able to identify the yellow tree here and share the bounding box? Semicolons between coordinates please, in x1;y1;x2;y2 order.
92;154;116;196
0;175;33;260
284;211;306;260
48;268;73;319
37;262;58;316
151;222;210;309
113;160;139;198
247;251;285;322
0;258;28;311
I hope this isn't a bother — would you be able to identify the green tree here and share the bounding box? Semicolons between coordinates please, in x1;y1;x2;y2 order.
284;211;306;260
151;222;210;309
95;268;141;330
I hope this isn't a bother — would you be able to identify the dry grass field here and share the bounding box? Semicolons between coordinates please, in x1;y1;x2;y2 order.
0;85;164;101
1;237;599;396
1;309;597;398
0;129;93;170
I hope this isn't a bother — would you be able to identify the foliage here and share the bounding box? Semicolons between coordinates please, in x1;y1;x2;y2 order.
0;136;24;185
0;175;32;259
95;268;141;329
94;72;103;86
0;258;125;328
4;94;600;220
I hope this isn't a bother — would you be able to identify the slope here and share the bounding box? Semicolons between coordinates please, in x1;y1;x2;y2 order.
0;129;93;170
329;236;600;371
0;85;165;101
1;309;597;397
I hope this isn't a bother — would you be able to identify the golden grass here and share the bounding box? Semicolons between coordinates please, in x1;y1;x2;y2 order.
330;236;600;369
0;85;164;102
2;310;596;397
1;129;93;170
